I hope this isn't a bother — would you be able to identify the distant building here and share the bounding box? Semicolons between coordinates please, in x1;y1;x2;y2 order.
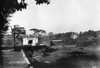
22;35;38;46
2;34;50;47
71;33;78;39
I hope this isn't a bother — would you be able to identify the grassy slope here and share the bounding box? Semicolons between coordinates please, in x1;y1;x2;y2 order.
2;49;27;68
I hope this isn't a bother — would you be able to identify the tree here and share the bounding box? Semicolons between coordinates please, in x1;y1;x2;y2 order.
35;0;50;5
0;0;26;46
48;32;53;36
0;0;27;66
30;28;46;36
30;28;39;36
0;0;50;47
76;30;98;47
0;0;50;66
11;25;26;49
30;28;46;45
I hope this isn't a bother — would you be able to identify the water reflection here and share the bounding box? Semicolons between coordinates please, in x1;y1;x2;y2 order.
31;51;100;68
54;54;99;68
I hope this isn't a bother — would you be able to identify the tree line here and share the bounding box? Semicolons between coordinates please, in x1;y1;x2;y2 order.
0;0;50;66
49;30;100;47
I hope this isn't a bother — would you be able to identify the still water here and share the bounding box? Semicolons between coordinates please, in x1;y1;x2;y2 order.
31;49;100;68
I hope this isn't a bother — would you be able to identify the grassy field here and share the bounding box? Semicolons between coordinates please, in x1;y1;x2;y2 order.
28;45;100;68
42;45;97;62
2;49;27;68
2;44;100;68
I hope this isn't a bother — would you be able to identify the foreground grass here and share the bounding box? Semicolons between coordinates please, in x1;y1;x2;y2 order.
28;45;100;68
2;49;27;68
30;46;98;68
2;45;100;68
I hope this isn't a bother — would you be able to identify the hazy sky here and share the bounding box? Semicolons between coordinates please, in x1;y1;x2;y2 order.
9;0;100;34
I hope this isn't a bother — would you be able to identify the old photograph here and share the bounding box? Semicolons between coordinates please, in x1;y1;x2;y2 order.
0;0;100;68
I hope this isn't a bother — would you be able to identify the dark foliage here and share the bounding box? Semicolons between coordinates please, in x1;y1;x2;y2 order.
76;30;99;47
0;0;27;47
0;0;27;66
35;0;50;5
49;32;78;45
49;30;99;47
0;0;50;66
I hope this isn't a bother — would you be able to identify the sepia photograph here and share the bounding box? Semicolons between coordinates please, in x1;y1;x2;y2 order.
0;0;100;68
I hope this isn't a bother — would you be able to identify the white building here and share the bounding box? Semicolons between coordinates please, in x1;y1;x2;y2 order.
22;35;38;46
